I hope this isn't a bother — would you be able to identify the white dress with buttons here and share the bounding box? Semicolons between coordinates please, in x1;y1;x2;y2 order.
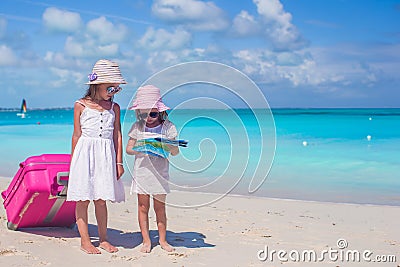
67;100;125;202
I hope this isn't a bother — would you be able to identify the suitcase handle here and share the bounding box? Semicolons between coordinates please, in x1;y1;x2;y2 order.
56;172;70;197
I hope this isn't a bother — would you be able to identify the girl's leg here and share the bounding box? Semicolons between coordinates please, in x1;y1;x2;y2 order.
137;194;151;253
76;200;100;254
153;194;174;252
94;199;118;253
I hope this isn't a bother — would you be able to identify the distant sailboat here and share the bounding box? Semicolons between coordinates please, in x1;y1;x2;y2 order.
16;99;27;118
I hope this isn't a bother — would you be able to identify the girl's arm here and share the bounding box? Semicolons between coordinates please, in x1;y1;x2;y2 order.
113;103;124;179
125;124;145;156
71;102;83;158
126;137;140;155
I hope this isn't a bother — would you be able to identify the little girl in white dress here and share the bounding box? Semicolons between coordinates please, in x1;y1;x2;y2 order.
68;100;125;202
126;84;179;253
67;59;125;255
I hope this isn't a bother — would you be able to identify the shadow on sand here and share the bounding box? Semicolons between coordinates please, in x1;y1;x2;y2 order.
19;224;215;250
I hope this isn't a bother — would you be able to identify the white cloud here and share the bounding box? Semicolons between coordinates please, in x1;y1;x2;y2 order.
151;0;229;31
233;49;278;80
64;36;84;56
134;47;209;75
42;7;82;33
255;0;290;25
44;51;66;65
233;49;331;86
275;52;304;66
253;0;306;51
97;43;119;55
232;43;397;90
64;36;119;57
43;51;83;69
138;27;191;50
231;11;260;36
86;16;128;44
48;67;83;88
229;0;307;50
42;55;97;87
57;16;127;58
0;45;18;66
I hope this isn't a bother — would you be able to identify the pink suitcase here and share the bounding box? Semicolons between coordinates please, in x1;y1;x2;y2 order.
1;154;76;230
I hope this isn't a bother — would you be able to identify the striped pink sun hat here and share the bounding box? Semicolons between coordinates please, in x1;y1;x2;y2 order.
129;85;170;112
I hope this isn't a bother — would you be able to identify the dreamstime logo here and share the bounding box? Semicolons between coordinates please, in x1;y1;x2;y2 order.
257;239;397;263
122;61;276;208
336;238;348;249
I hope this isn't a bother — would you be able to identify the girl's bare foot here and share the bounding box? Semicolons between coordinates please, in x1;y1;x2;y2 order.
81;243;101;254
99;241;118;253
160;241;175;252
140;242;152;253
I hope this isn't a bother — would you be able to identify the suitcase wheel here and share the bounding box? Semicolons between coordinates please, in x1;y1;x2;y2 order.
7;222;17;231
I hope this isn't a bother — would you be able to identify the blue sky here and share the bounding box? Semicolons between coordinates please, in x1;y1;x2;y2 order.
0;0;399;109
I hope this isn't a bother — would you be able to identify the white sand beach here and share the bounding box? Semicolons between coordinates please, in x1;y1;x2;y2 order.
0;177;399;267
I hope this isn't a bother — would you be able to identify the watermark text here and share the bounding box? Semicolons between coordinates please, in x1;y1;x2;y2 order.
257;239;397;263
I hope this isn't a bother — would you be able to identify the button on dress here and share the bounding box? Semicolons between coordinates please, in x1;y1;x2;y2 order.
67;101;125;202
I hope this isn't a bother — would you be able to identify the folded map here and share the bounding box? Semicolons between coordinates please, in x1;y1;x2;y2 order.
133;136;188;158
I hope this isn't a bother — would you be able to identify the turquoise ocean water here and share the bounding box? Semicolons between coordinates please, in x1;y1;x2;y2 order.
1;108;399;206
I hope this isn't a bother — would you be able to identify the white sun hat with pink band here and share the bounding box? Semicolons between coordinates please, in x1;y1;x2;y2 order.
129;85;170;112
86;59;127;85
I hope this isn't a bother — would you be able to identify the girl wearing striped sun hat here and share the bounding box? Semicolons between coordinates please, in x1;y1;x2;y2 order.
67;59;126;254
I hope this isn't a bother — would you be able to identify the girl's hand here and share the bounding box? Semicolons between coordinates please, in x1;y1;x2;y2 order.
166;144;179;156
117;165;124;180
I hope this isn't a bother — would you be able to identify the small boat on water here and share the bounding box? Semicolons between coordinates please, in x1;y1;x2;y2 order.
16;99;27;118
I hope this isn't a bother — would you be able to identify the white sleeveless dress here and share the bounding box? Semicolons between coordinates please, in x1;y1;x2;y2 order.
67;100;125;202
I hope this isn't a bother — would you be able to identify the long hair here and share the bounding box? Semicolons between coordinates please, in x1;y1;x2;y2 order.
83;85;113;102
